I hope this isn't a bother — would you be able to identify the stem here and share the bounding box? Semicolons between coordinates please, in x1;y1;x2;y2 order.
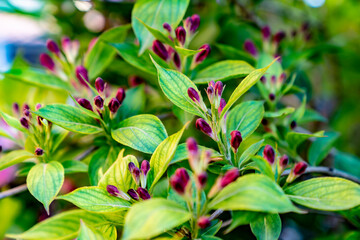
0;184;27;199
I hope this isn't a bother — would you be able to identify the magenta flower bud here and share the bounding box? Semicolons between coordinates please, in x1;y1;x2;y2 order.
46;39;60;55
35;104;42;111
230;130;242;153
95;77;105;94
209;80;215;88
260;76;266;83
108;98;120;113
137;187;151;200
75;66;89;86
194;44;211;64
35;147;44;156
163;22;172;32
61;37;71;51
23;104;30;111
273;31;286;44
243;40;258;57
220;169;239;188
39;53;55;71
24;110;31;118
128;162;136;172
176;168;190;184
195;118;213;138
128;76;144;87
77;98;93;111
12;103;20;115
263;145;275;164
187;87;200;103
129;164;140;185
293;161;308;176
175;26;186;45
186;137;199;156
173;51;181;69
214;81;223;97
271;75;276;84
290;120;297;130
206;86;214;103
269;93;276;101
20;117;29;129
279;155;289;168
115;88;126;105
197;172;207;189
218;98;226;115
127;189;139;200
262;25;271;40
0;145;2;153
141;160;150;176
107;185;120;196
279;73;286;83
170;168;190;195
190;14;200;33
94;96;104;109
198;216;211;229
152;40;169;61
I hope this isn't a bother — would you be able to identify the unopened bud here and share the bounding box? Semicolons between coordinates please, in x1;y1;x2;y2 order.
137;187;151;200
273;31;286;44
293;161;307;176
271;75;276;84
220;168;239;188
269;93;276;101
106;185;131;201
243;40;258;57
175;26;186;45
263;145;275;164
0;145;2;153
141;160;150;176
194;44;211;64
279;155;289;168
128;76;144;87
24;110;31;118
77;98;93;111
184;14;200;34
75;66;89;87
13;103;20;115
35;104;42;111
115;88;126;105
127;189;139;200
198;216;211;229
152;40;169;61
20;117;29;129
163;22;172;32
128;162;140;186
173;51;181;70
39;53;55;71
188;87;200;103
290;120;297;130
170;168;190;195
262;25;271;40
195;118;213;138
206;86;214;104
35;147;44;156
230;130;242;153
260;76;266;83
108;98;120;113
196;172;207;189
218;98;226;115
46;39;60;56
94;96;104;109
214;81;223;98
187;137;199;171
95;77;105;94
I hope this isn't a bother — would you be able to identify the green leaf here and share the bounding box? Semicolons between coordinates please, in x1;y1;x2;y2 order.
111;114;167;154
97;225;117;240
78;221;105;240
27;161;64;213
215;43;256;65
286;131;324;151
264;107;295;118
175;46;202;57
6;210;105;240
62;160;88;174
136;18;174;46
85;25;130;79
220;58;278;119
285;177;360;211
238;140;264;167
208;174;299;213
98;151;139;192
194;60;255;84
4;68;71;91
149;123;188;191
334;151;360;178
0;110;27;133
0;150;34;171
35;104;103;134
225;211;262;234
251;156;274;179
58;186;131;213
308;131;339;166
122;198;191;240
250;214;281;240
152;57;206;117
226;101;264;140
298;108;327;124
132;0;190;54
116;85;146;121
256;53;283;77
171;143;222;164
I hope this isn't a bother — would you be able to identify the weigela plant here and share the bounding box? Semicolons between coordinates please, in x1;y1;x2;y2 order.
0;1;359;240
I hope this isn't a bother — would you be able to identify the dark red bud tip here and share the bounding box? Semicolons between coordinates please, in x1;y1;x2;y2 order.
128;162;136;172
194;44;211;63
260;76;266;83
176;168;190;184
95;77;105;94
301;22;310;32
46;39;60;55
173;52;181;69
187;87;200;103
137;187;151;200
128;75;144;87
35;104;42;111
197;172;207;189
273;31;286;44
77;98;93;111
263;145;275;164
175;26;186;45
218;98;226;115
20;117;29;129
116;88;126;105
220;168;239;188
209;80;215;88
39;53;55;71
152;40;169;61
24;110;31;118
108;98;120;113
141;160;150;176
261;118;268;126
279;155;289;168
35;147;44;156
198;216;211;229
269;93;276;101
163;22;172;32
23;104;30;111
290;120;297;130
170;168;190;195
262;25;271;40
214;81;223;97
94;96;104;109
75;66;89;86
195;118;213;137
271;75;276;83
13;103;20;114
186;137;198;156
107;185;120;196
207;86;214;98
230;130;242;153
293;161;308;176
127;189;139;200
243;40;258;57
190;14;200;33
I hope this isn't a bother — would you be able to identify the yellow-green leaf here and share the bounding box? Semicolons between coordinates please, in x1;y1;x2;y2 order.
0;150;34;171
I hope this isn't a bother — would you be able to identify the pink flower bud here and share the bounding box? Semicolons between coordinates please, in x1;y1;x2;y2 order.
141;160;150;176
195;118;213;138
152;40;169;61
23;104;30;111
260;76;266;83
190;14;200;33
24;109;31;118
95;77;105;94
186;137;199;156
206;86;214;103
35;147;44;156
220;168;239;188
293;161;307;176
12;103;19;115
273;31;286;44
128;76;144;87
77;98;93;111
94;96;104;109
163;22;172;32
61;37;71;51
197;172;207;189
209;80;215;88
175;26;186;45
262;25;271;40
75;66;89;87
39;53;55;71
194;44;211;64
263;145;275;164
218;98;226;115
243;40;258;57
107;185;120;196
115;88;126;105
128;162;136;172
230;130;242;153
127;189;139;200
214;81;223;97
128;162;140;185
173;51;181;70
108;98;120;113
46;39;60;55
279;155;289;168
35;104;42;111
137;187;151;200
170;168;190;195
187;87;200;103
198;216;211;229
20;117;29;129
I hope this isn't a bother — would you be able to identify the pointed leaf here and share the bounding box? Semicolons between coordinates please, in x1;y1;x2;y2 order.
308;131;339;166
0;150;34;171
78;221;105;240
250;214;281;240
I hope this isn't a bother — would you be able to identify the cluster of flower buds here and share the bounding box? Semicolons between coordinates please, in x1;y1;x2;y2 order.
259;72;287;102
208;168;240;198
262;144;289;174
18;103;45;130
151;14;210;71
126;160;151;201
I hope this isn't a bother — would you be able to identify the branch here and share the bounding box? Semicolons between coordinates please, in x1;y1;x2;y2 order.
0;184;27;199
